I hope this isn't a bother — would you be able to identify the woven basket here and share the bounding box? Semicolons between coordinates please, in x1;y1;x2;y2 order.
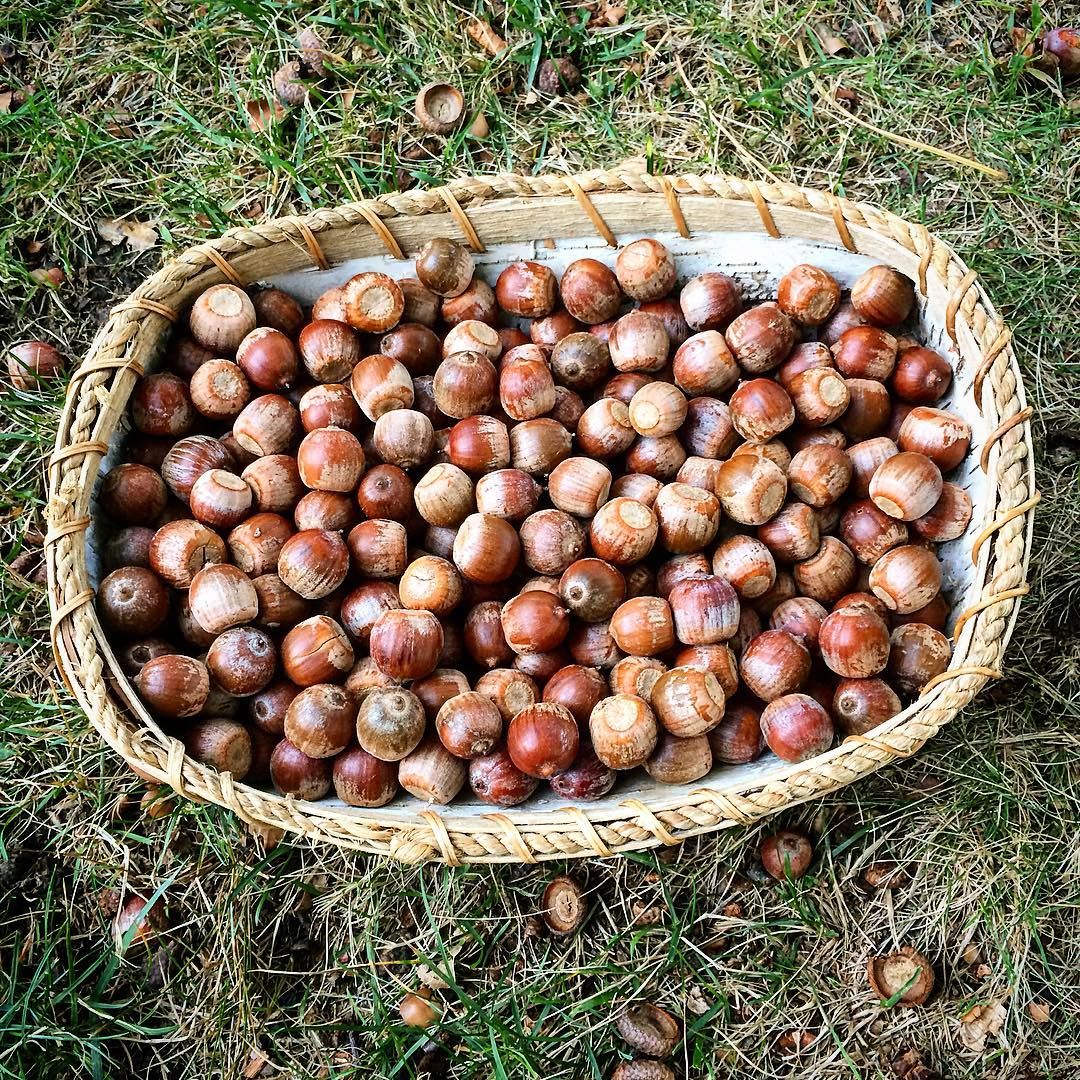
45;168;1038;864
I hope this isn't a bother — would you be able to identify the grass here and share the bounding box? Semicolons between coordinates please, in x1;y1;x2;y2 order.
1;0;1079;1076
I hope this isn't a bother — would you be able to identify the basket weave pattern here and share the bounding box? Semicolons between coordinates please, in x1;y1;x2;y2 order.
45;168;1037;863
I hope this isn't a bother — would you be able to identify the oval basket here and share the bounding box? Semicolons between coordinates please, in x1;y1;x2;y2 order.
46;168;1038;864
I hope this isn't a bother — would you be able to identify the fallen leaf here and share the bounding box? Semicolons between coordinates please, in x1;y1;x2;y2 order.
0;91;12;113
958;1000;1007;1052
961;943;983;966
876;0;904;26
416;960;453;990
243;1050;269;1078
861;861;912;890
890;1047;940;1079
815;24;851;55
777;1029;817;1052
96;218;159;251
835;87;860;111
630;900;663;926
96;219;124;244
685;984;711;1015
246;97;285;132
1028;1000;1051;1024
244;820;285;850
1010;27;1036;59
589;0;626;27
30;267;64;287
466;17;506;55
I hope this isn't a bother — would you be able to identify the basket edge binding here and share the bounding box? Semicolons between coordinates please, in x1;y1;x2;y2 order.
44;169;1038;863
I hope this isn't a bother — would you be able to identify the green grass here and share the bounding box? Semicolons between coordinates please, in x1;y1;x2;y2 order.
2;0;1079;1076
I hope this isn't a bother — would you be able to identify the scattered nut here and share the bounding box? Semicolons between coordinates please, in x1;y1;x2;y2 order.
760;829;814;880
414;82;465;134
297;26;329;77
273;60;309;107
399;990;441;1027
867;946;935;1006
860;860;912;890
615;1001;680;1056
113;894;168;951
610;1062;674;1080
541;874;588;935
538;57;581;94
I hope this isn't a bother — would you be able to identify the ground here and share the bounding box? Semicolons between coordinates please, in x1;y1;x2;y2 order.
1;1;1078;1077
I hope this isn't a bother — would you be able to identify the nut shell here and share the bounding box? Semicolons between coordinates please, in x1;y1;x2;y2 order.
616;1002;680;1057
414;82;465;134
867;946;935;1006
541;876;588;935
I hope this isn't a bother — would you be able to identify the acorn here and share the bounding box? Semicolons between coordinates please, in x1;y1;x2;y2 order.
415;83;465;134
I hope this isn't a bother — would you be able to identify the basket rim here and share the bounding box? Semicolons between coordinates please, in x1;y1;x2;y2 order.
44;167;1038;863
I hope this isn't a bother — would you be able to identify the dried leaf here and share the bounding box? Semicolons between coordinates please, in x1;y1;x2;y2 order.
890;1048;940;1080
589;0;626;27
685;984;711;1015
835;87;860;111
876;0;904;27
466;17;507;56
245;97;285;132
815;24;850;55
243;1050;270;1078
777;1029;817;1052
1010;27;1036;59
416;961;452;990
29;267;63;287
630;900;663;926
96;217;159;251
958;1001;1007;1052
961;943;983;966
861;861;912;889
1028;1000;1051;1024
0;91;12;114
244;820;285;850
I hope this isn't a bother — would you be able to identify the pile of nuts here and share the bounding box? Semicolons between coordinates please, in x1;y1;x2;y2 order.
95;233;971;809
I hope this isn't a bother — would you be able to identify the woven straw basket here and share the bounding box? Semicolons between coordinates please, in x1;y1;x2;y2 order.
45;167;1038;864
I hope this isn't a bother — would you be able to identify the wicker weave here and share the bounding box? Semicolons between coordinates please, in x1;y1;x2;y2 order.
45;167;1037;863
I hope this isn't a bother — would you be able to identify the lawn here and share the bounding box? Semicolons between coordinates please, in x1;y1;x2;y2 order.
1;1;1078;1077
